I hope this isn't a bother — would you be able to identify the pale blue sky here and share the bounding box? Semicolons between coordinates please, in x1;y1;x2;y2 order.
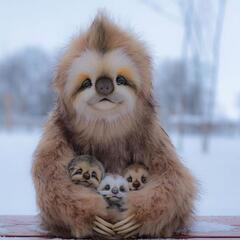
0;0;240;119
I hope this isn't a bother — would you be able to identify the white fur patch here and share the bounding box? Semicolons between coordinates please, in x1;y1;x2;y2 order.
65;48;141;97
65;48;140;139
97;174;129;198
101;175;128;187
65;49;101;96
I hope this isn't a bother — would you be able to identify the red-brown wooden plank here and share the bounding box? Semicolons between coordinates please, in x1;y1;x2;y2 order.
1;215;240;238
0;215;48;238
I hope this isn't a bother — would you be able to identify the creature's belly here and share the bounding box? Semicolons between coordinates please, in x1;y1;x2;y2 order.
94;153;130;174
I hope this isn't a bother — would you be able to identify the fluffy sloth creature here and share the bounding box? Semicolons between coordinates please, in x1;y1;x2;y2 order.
123;163;149;191
68;155;105;188
96;174;130;237
68;157;129;237
32;13;197;238
98;174;128;210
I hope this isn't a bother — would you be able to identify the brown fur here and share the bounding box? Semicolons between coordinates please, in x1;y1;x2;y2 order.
32;13;197;238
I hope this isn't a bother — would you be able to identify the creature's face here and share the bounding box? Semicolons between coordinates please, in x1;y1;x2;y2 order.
68;157;104;189
98;175;129;203
55;16;153;141
124;166;149;191
64;48;141;123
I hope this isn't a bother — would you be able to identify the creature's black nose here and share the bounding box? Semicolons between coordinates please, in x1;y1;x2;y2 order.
132;180;140;189
112;187;119;194
95;76;114;96
83;172;90;180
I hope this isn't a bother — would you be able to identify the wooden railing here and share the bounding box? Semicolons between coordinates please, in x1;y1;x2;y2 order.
1;216;240;239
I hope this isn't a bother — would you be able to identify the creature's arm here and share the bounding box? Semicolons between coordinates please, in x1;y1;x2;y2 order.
32;118;110;238
114;126;197;237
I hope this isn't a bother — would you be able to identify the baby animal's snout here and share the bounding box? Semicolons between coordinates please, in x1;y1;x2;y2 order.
132;180;140;189
111;187;119;194
83;172;90;180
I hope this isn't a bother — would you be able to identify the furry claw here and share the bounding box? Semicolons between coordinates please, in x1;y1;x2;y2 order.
124;229;139;239
93;226;112;237
93;221;115;235
117;223;141;235
95;216;114;229
113;215;141;237
113;214;135;229
113;219;137;232
93;216;115;237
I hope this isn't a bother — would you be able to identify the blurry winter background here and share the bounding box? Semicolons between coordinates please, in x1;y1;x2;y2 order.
0;0;240;216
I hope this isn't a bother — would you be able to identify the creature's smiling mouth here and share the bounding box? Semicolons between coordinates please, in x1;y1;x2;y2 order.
108;196;122;202
99;98;112;103
80;181;93;187
87;94;123;105
89;96;123;111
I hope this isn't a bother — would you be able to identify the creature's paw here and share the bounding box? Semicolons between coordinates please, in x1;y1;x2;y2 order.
71;228;82;238
113;214;141;238
93;216;115;237
71;223;91;239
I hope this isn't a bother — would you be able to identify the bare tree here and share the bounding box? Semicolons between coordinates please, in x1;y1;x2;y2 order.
202;0;226;152
143;0;226;152
177;0;227;152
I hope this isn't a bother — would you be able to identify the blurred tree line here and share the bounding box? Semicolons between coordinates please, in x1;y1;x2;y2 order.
146;0;229;151
154;59;204;121
0;47;55;128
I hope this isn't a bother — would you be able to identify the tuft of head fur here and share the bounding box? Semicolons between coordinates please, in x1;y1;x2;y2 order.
54;13;152;92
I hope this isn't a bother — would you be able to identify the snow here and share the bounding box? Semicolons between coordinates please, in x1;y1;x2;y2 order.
0;130;239;215
191;220;236;232
172;135;240;216
0;130;40;215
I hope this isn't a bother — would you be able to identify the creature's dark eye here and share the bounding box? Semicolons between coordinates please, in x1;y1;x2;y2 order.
91;171;97;178
75;168;82;175
116;75;128;85
104;184;110;190
127;176;132;182
141;176;147;183
120;185;125;192
80;78;92;90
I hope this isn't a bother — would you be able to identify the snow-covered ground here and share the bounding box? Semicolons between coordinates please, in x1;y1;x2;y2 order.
172;135;240;216
0;130;239;215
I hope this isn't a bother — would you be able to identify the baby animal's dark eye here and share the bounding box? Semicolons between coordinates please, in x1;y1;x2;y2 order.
104;184;110;190
120;186;125;192
91;171;97;178
127;176;132;182
75;168;82;175
116;75;128;85
141;176;147;183
80;78;92;90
